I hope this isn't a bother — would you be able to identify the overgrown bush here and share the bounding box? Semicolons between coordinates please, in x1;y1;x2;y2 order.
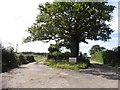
47;52;63;61
18;54;28;64
48;44;60;53
52;52;63;60
2;48;19;72
47;44;63;61
102;50;117;67
77;53;90;67
47;51;71;61
113;46;120;67
62;52;71;60
26;55;35;62
47;53;54;59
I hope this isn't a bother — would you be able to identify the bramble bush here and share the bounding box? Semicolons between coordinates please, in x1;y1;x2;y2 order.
18;54;35;64
2;46;36;72
47;51;71;61
102;50;116;66
77;52;90;67
2;48;19;72
26;55;35;62
18;54;29;64
102;48;120;67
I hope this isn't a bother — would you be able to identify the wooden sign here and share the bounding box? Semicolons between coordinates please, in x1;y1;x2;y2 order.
69;57;77;63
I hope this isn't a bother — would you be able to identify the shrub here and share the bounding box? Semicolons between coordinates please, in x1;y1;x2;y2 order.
18;54;28;64
47;52;63;60
48;44;60;53
2;48;19;72
47;53;54;59
102;50;116;66
77;53;90;68
26;55;35;62
48;51;71;61
63;52;71;60
116;52;120;66
48;44;64;61
113;46;120;66
52;51;63;60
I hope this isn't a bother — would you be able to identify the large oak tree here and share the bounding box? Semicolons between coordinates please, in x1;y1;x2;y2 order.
24;2;115;60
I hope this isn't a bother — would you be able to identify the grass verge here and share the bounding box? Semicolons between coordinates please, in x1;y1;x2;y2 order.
34;56;46;62
91;51;104;63
44;59;88;70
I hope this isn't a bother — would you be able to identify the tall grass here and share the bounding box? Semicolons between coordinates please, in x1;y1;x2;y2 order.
34;56;46;62
91;51;104;63
44;59;88;70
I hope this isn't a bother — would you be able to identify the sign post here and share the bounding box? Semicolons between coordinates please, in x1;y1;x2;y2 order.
69;57;77;64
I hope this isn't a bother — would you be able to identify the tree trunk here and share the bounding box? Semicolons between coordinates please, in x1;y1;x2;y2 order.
70;41;79;60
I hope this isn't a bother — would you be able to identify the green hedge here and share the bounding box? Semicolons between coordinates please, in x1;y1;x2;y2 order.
47;52;71;61
26;55;35;62
102;50;119;67
91;50;120;67
2;48;35;72
18;54;35;64
2;48;19;72
18;54;29;64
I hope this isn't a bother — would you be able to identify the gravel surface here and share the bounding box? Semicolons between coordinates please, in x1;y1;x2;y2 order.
2;61;119;88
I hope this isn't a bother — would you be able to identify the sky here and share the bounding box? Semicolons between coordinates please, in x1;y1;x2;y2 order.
0;0;119;55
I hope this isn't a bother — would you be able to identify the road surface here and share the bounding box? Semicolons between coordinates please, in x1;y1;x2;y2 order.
2;60;120;88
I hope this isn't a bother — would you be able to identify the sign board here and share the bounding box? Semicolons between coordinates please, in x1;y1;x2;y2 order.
69;57;77;63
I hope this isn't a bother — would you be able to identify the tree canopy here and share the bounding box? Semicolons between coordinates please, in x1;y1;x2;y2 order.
24;2;115;59
89;45;106;55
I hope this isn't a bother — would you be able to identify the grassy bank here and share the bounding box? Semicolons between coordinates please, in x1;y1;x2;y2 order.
44;59;88;70
34;56;46;62
91;51;104;63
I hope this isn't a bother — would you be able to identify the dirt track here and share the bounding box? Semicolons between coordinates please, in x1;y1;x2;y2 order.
2;61;120;88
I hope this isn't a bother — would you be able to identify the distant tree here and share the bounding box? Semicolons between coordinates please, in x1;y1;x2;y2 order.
0;43;2;48
113;46;120;52
101;47;106;50
24;2;115;60
89;45;106;55
83;53;88;57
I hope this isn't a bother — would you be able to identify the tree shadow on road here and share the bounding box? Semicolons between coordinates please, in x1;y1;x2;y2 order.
79;63;120;80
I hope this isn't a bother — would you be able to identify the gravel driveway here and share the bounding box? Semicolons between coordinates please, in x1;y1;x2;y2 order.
2;61;120;88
